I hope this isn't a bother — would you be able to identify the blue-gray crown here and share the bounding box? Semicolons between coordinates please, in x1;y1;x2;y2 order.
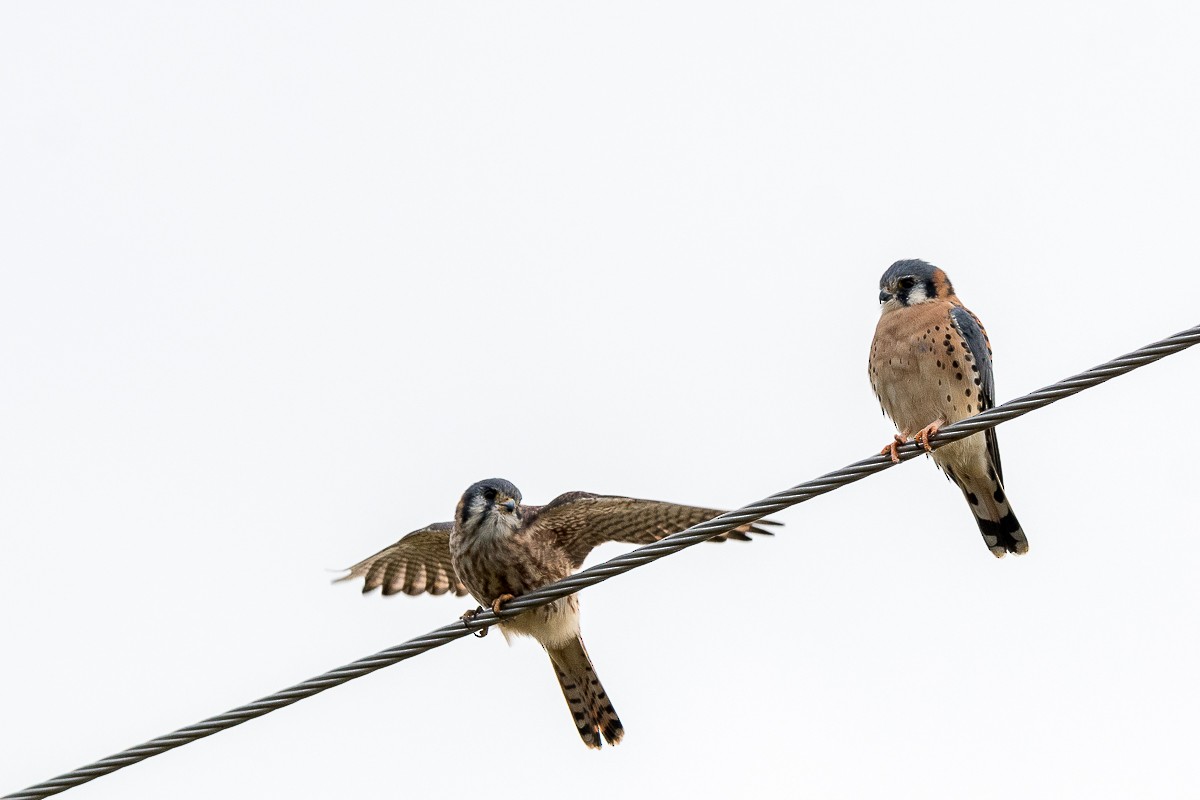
879;259;939;288
462;478;522;505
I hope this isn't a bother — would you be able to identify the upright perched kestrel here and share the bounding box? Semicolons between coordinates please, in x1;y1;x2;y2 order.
337;478;776;749
869;259;1028;557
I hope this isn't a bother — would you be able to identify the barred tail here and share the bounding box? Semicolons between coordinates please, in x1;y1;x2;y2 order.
547;636;623;749
956;469;1028;557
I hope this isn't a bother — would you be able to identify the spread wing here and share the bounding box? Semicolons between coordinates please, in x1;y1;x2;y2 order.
527;492;778;568
949;305;1002;481
334;522;469;597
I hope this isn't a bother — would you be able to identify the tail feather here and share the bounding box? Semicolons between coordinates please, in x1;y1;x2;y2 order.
547;636;623;749
952;468;1028;558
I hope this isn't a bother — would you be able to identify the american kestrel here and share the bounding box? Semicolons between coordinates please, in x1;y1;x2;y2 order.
869;259;1028;557
337;478;776;749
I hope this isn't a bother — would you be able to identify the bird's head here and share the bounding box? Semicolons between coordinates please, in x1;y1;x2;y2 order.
877;259;954;311
456;478;523;538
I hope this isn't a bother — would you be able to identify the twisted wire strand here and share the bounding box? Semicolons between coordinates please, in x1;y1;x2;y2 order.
6;323;1199;800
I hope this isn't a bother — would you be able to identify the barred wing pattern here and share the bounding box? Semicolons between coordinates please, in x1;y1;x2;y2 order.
335;522;468;597
529;492;777;568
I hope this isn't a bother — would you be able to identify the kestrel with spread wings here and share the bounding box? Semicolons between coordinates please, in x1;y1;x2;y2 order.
337;478;776;749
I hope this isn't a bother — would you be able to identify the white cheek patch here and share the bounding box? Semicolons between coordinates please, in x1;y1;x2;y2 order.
905;285;929;304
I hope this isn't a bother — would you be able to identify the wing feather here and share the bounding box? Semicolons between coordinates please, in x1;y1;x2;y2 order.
334;522;469;597
950;305;1003;481
529;492;778;568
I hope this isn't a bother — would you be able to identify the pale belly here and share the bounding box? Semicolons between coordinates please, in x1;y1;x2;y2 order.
870;306;988;472
871;334;958;435
498;595;580;647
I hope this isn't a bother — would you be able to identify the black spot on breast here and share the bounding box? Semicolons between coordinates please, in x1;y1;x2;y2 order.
967;492;979;506
974;377;981;385
936;360;942;368
956;372;963;380
967;404;973;412
952;360;959;369
993;487;1006;503
965;389;971;397
946;394;952;402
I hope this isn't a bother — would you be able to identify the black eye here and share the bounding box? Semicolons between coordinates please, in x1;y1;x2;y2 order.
483;488;496;502
897;276;916;290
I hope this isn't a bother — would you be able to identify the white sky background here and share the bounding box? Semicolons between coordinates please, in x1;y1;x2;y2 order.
2;2;1199;798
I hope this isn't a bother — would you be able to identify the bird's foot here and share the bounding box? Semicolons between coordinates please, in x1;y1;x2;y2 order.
461;606;489;638
881;434;907;464
491;593;516;615
913;420;944;453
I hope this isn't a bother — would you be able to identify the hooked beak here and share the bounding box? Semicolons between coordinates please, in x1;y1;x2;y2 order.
502;499;517;513
879;290;893;303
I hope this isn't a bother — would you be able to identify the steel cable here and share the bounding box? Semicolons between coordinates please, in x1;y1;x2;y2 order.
6;323;1199;800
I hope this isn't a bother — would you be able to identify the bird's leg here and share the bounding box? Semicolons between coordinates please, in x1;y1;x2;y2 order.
913;419;945;453
881;433;908;464
461;606;489;638
460;593;518;637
